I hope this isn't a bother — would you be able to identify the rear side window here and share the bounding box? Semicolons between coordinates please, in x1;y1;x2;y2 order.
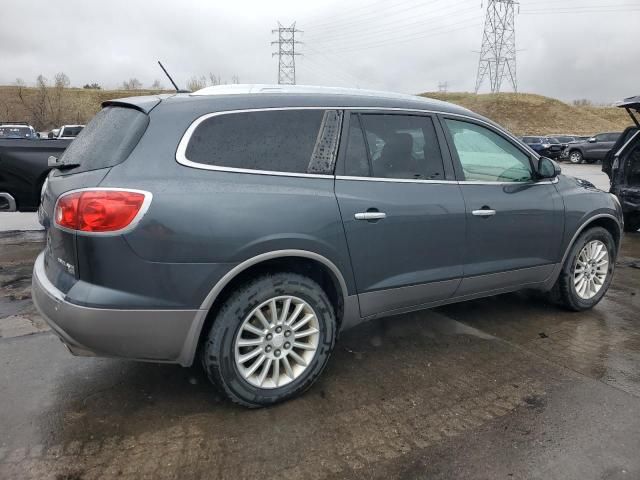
184;109;342;175
356;114;445;180
59;107;149;173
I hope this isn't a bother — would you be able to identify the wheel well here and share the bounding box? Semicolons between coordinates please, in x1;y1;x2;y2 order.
584;216;621;251
197;256;345;353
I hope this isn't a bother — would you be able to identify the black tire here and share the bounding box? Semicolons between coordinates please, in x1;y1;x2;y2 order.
202;272;336;408
551;227;616;311
624;213;640;233
568;150;583;164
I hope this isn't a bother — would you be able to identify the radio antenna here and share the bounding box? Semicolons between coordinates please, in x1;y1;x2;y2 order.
157;61;189;92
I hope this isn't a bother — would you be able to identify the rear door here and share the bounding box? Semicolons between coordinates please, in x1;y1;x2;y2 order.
441;116;564;295
335;111;466;317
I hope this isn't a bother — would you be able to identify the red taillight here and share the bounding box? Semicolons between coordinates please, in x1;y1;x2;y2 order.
55;189;149;233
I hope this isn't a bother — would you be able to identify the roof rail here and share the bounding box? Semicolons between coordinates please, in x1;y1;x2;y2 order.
0;121;31;126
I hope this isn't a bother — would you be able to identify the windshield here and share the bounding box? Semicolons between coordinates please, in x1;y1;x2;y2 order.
0;126;33;139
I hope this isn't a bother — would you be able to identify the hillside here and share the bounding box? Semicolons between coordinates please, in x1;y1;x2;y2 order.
420;92;631;136
0;85;632;136
0;86;166;130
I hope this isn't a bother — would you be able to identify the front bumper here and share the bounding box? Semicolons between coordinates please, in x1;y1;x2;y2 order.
31;252;200;365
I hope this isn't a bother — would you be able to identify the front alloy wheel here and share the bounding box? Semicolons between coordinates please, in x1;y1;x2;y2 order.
551;226;615;311
569;151;583;164
573;240;609;300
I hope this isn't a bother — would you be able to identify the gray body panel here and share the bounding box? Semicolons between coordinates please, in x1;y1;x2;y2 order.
31;89;624;366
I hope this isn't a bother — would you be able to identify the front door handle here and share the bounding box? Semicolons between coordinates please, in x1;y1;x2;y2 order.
355;212;387;220
472;208;496;217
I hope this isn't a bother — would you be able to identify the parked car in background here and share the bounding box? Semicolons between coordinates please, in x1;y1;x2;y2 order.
0;122;37;139
48;125;84;139
0;137;71;211
521;136;563;159
32;85;622;407
548;135;589;160
603;95;640;232
567;132;622;164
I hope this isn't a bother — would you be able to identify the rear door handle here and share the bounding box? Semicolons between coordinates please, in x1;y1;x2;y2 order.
355;212;387;220
472;209;496;217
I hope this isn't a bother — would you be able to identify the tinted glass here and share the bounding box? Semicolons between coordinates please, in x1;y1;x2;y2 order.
445;119;532;182
606;133;621;142
523;137;541;144
186;110;328;174
358;114;445;180
60;107;149;173
0;126;32;138
343;115;370;177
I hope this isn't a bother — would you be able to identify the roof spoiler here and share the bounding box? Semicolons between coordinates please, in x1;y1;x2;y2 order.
616;95;640;128
101;96;162;114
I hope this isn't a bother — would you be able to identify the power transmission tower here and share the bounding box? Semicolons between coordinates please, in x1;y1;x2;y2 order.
271;22;302;85
475;0;518;94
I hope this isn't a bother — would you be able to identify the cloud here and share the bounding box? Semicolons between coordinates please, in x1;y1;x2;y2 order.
1;0;638;102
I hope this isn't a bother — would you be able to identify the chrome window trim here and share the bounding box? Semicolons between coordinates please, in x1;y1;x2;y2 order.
53;187;153;237
175;106;535;180
335;175;457;184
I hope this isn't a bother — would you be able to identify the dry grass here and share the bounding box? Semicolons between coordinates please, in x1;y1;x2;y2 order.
420;92;631;136
0;86;166;130
0;86;631;136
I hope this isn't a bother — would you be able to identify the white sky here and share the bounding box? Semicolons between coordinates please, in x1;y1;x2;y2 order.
1;0;639;103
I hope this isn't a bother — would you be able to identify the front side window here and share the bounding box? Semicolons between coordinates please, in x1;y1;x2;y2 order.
185;109;341;175
445;119;533;182
353;114;445;180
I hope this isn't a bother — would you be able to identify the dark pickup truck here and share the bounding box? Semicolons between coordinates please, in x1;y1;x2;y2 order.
603;96;640;232
0;138;71;211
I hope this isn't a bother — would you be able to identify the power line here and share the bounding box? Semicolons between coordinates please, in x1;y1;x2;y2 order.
271;22;302;85
304;3;480;45
475;0;518;94
312;17;483;54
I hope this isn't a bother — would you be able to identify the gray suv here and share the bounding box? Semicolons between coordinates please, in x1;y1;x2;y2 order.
32;85;623;407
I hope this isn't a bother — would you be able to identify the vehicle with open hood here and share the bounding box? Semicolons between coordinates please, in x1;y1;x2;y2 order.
603;95;640;232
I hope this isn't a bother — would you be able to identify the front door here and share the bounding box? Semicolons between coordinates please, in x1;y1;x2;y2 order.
441;116;564;296
335;112;466;317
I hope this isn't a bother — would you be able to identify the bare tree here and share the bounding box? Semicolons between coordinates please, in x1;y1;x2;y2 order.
14;78;26;87
208;73;221;86
573;99;592;107
187;75;207;91
232;75;240;85
151;79;163;90
121;78;142;90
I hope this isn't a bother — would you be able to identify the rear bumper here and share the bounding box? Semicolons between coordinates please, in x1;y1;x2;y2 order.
31;252;200;366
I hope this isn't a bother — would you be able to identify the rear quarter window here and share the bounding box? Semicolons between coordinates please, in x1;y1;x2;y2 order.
59;107;149;173
183;109;342;175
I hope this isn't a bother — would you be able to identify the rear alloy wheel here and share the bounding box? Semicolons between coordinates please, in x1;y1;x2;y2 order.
202;273;336;407
569;150;583;164
551;227;615;311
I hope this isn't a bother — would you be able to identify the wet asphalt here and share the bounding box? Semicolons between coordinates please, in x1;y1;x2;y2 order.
1;218;639;479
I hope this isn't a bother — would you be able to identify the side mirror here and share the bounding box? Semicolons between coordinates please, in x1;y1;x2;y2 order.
588;137;597;143
537;157;561;179
48;156;61;167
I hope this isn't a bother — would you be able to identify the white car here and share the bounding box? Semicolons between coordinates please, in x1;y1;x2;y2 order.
48;125;84;139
